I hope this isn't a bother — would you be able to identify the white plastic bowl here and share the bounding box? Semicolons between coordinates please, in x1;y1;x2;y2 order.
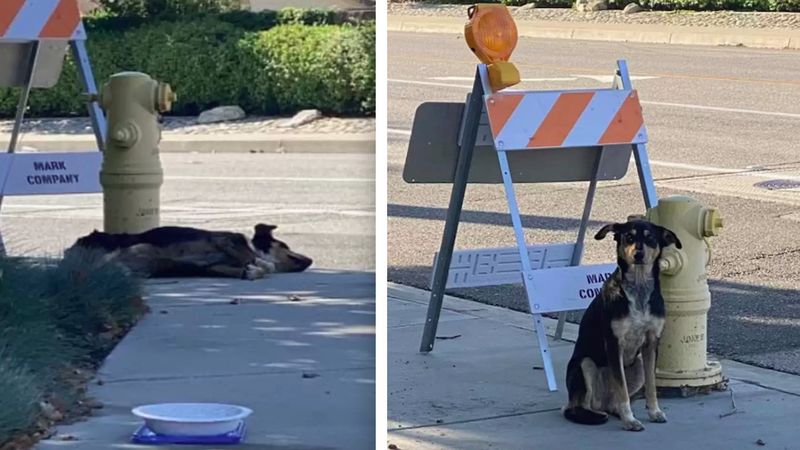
132;403;252;436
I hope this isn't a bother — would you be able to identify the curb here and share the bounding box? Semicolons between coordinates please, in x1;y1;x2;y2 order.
0;133;376;154
388;14;800;50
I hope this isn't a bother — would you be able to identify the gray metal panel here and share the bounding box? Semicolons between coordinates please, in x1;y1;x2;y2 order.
432;243;576;289
403;102;632;184
0;41;68;88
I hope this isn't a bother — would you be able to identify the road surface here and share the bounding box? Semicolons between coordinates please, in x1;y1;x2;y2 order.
388;31;800;374
1;151;375;271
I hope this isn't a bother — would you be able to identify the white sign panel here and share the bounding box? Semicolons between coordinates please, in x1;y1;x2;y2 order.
435;243;576;289
2;152;102;195
523;263;617;314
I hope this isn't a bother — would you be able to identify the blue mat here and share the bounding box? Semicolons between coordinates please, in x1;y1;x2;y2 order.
131;421;246;445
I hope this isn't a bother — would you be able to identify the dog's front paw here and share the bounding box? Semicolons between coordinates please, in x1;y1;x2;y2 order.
622;418;644;432
648;408;667;423
244;264;266;280
255;258;276;273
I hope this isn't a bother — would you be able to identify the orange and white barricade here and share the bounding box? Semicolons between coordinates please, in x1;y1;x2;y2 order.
0;0;106;253
404;5;659;391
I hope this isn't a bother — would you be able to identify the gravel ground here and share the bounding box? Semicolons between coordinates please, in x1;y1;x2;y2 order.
0;116;376;136
389;2;800;29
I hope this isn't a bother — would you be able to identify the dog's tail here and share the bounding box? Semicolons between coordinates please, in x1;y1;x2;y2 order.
562;406;608;425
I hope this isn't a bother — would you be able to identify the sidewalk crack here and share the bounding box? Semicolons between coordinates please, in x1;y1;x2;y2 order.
101;365;375;384
389;407;562;431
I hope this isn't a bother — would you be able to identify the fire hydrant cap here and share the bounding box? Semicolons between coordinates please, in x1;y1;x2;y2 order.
659;195;694;204
703;208;724;237
157;83;176;113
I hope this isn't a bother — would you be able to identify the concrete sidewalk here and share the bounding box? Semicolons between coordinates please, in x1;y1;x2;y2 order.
37;269;376;450
389;14;800;50
388;282;800;449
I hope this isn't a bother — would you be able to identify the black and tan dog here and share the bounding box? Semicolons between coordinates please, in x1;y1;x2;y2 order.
562;219;681;431
65;224;312;279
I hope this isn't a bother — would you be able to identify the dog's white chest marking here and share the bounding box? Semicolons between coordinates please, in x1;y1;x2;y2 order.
612;305;664;365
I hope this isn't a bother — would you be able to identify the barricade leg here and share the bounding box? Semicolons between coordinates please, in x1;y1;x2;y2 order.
71;41;107;152
420;70;485;353
497;150;558;392
6;43;39;156
555;148;604;340
617;59;658;209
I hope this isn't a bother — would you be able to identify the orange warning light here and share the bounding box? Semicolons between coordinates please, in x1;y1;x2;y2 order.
464;4;518;64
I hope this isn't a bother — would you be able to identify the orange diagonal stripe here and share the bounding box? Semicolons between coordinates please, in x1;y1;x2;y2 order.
40;0;81;38
487;94;524;138
0;0;26;36
527;92;594;148
599;91;645;145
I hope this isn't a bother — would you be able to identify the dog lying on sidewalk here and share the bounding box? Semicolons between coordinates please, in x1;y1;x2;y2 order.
65;224;312;279
562;219;681;431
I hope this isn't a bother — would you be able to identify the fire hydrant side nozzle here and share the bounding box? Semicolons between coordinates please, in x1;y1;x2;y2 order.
98;72;175;234
646;195;726;393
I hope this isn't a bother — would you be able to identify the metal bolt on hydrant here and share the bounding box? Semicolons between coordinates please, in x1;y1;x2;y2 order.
646;195;727;395
97;72;175;234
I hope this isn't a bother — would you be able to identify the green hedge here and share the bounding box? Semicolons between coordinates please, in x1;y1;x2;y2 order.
96;0;241;19
241;23;376;115
0;13;375;118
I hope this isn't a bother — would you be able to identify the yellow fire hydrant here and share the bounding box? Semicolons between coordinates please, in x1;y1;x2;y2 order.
98;72;175;234
646;196;726;394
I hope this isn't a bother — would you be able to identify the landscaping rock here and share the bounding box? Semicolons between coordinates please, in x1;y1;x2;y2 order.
278;109;323;128
623;3;644;13
577;0;608;11
515;3;537;13
197;106;246;124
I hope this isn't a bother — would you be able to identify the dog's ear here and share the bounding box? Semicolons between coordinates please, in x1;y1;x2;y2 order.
254;224;277;235
658;226;682;249
594;223;620;241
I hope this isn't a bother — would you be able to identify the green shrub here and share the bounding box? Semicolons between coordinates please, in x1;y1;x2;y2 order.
97;0;241;19
500;0;529;5
123;19;254;116
638;0;800;9
277;7;339;25
0;253;145;443
420;0;799;9
242;23;375;115
0;15;374;117
0;359;42;441
218;9;278;30
771;0;800;11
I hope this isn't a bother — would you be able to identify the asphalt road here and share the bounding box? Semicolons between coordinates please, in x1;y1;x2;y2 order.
1;151;375;271
388;32;800;373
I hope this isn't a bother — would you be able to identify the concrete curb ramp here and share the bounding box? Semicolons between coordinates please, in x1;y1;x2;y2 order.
389;14;800;50
0;133;376;154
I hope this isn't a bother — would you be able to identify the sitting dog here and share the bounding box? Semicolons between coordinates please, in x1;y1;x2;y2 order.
65;224;312;280
563;219;681;431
